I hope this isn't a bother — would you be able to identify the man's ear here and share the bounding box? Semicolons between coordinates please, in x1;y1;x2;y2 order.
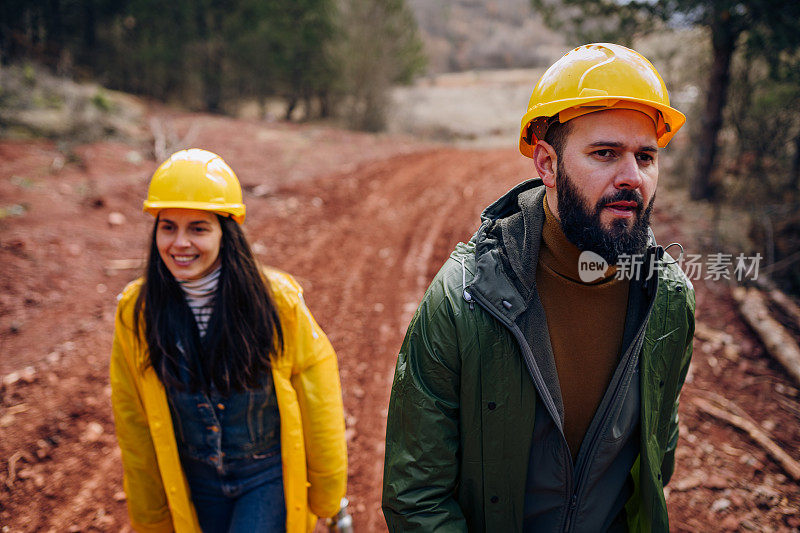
533;140;557;188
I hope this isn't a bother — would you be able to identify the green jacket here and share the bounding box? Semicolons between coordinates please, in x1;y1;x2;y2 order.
382;180;695;532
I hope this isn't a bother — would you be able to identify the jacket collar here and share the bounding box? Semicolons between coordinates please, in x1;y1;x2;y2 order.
470;179;545;322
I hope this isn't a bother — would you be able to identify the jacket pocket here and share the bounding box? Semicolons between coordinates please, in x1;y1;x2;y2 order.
246;386;280;444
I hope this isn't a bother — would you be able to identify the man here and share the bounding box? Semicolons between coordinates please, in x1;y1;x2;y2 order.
382;43;695;532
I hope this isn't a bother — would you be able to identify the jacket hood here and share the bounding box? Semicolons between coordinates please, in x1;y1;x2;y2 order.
468;179;547;322
479;178;546;225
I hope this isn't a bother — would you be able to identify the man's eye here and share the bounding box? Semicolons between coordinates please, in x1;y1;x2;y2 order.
637;153;654;162
594;149;615;158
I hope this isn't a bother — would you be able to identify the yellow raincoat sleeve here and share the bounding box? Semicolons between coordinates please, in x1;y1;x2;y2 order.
110;282;174;533
271;272;348;520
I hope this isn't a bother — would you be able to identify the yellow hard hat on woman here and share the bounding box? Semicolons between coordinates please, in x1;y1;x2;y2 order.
143;148;246;224
519;43;686;157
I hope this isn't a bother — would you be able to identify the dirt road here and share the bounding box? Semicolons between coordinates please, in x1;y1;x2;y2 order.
1;113;798;531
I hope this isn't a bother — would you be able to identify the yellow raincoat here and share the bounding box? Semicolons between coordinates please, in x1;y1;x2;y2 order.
110;268;347;532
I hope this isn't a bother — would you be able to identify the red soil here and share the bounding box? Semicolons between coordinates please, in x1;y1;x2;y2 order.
1;111;798;532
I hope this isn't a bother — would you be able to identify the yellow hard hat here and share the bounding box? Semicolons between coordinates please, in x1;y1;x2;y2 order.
143;148;246;224
519;43;686;158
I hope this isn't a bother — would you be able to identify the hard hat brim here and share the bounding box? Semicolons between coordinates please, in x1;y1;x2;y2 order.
143;200;246;224
519;96;687;158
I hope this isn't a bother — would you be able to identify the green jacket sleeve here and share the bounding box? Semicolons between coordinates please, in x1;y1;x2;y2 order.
382;283;468;532
661;283;695;486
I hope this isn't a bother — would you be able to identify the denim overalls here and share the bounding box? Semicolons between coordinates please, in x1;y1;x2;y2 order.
166;352;286;532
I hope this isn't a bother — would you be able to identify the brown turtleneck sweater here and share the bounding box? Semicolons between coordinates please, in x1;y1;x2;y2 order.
536;197;630;460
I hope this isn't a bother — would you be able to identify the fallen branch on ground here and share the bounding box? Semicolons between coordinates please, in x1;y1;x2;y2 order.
755;278;800;331
692;395;800;481
149;117;167;162
767;289;800;332
733;287;800;386
149;117;199;161
776;395;800;419
694;322;740;361
6;450;34;489
104;259;144;276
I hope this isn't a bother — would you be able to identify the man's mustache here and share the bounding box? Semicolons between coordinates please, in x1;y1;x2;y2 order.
596;189;644;213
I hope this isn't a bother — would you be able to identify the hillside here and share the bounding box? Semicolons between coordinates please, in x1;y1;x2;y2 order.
407;0;566;73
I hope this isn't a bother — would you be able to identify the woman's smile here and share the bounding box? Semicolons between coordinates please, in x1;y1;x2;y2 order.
171;254;199;265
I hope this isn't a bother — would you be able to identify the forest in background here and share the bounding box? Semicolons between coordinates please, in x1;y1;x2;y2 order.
0;0;425;130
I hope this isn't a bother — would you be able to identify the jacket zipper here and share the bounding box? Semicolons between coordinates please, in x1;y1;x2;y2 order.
561;248;660;533
563;494;578;532
563;304;653;532
465;246;662;533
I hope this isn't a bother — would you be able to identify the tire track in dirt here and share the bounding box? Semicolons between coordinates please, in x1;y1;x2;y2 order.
245;148;529;531
399;191;461;317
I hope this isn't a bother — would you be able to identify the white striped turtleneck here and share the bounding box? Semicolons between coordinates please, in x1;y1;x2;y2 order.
178;265;220;337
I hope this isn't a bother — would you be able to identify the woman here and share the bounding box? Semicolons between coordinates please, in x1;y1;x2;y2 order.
110;148;347;532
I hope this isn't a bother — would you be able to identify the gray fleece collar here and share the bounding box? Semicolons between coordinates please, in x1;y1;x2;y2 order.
470;179;546;321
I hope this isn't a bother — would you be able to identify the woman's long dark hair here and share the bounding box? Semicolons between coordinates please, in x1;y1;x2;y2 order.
133;214;284;395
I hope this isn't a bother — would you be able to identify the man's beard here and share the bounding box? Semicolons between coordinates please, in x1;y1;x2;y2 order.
555;161;655;264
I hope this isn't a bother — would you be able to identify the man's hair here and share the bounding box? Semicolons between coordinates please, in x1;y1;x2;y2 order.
133;214;284;396
544;118;573;161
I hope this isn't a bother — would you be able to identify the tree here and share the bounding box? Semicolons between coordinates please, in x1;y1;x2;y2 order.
0;0;124;70
226;0;340;120
726;51;800;200
530;0;800;201
336;0;426;130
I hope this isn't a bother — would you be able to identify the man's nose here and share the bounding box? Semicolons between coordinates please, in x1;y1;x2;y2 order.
614;153;643;189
